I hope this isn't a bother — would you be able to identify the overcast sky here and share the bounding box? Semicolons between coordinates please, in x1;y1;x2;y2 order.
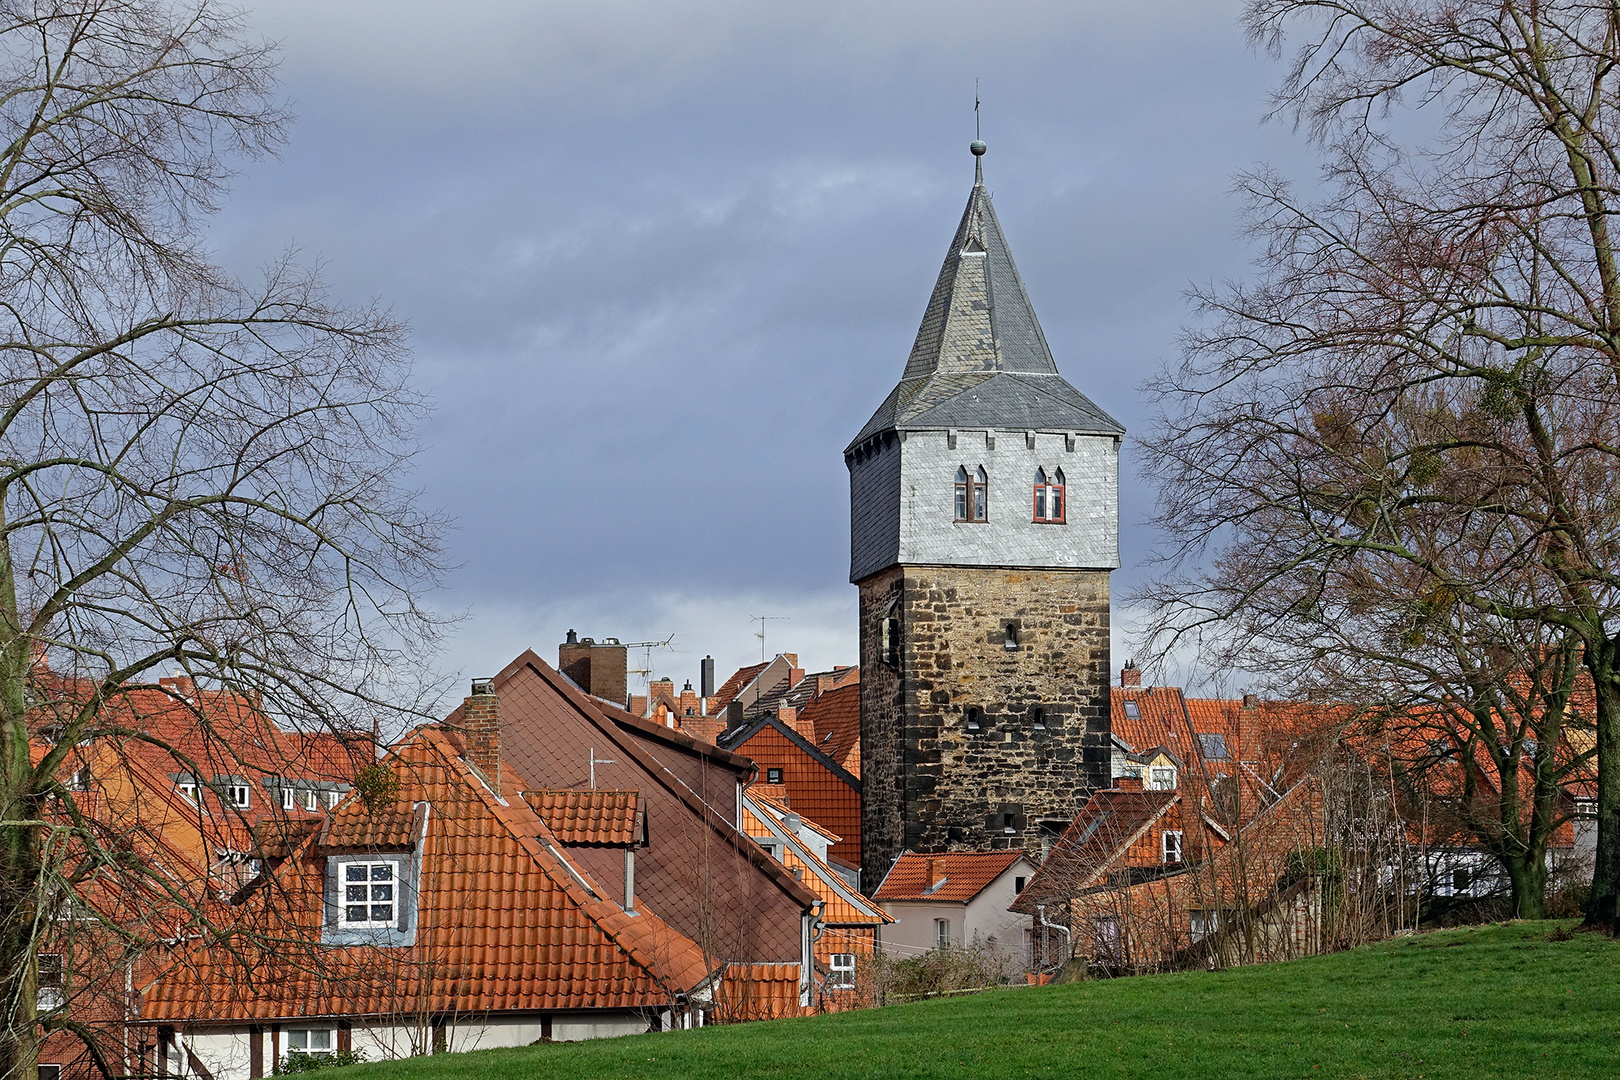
212;0;1316;698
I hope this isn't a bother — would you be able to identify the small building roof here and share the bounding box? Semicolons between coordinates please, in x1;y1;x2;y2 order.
523;789;642;846
873;850;1029;903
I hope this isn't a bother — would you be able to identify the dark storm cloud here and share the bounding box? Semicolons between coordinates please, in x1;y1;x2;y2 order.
211;0;1314;687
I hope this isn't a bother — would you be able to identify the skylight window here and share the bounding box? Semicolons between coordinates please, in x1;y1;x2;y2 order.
1197;733;1229;761
1123;701;1140;720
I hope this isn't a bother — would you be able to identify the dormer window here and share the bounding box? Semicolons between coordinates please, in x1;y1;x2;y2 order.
176;778;199;805
1149;766;1176;791
341;861;397;928
955;466;988;522
225;783;251;810
1033;468;1065;523
281;787;295;811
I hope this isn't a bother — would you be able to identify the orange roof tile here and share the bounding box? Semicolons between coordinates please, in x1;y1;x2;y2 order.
1011;789;1179;912
523;789;642;846
719;962;803;1021
740;797;886;928
316;800;422;853
800;682;861;773
873;850;1027;903
709;662;768;714
726;722;861;865
142;727;718;1021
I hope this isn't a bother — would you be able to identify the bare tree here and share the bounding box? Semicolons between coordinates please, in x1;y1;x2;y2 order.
1138;0;1620;930
0;1;446;1076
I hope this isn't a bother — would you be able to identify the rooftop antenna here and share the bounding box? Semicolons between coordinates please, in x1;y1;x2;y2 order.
621;634;677;697
588;747;616;789
972;80;987;184
751;615;790;663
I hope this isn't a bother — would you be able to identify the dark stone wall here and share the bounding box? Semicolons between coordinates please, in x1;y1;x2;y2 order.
860;564;1111;889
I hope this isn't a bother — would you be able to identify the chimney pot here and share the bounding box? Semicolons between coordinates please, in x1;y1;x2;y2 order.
566;629;578;644
1120;661;1142;688
1242;693;1258;708
700;655;716;699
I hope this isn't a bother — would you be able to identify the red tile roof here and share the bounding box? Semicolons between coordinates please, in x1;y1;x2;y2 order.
801;682;861;774
143;727;718;1021
524;789;641;846
316;800;423;853
1010;789;1179;912
873;850;1027;903
709;663;768;714
726;722;861;865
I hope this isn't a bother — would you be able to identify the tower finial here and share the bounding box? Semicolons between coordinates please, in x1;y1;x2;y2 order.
971;80;986;185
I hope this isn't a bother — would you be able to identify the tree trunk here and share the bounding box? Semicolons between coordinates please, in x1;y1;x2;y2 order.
1583;639;1620;931
1500;851;1548;920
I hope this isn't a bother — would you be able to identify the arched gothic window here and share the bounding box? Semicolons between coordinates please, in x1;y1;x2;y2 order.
1033;466;1065;523
955;466;988;522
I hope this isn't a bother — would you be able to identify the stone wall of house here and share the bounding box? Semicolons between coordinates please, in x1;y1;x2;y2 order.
860;564;1111;887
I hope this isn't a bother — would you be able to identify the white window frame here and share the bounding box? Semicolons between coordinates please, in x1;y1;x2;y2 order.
304;789;319;812
176;779;199;805
36;953;63;1012
281;787;295;811
935;918;950;947
1189;909;1217;942
326;789;341;810
37;1066;63;1080
829;952;856;990
286;1028;335;1053
1162;830;1184;864
339;860;399;929
225;784;251;809
1149;766;1176;791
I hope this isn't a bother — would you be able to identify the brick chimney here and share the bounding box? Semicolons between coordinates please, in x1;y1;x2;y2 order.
788;666;806;690
925;856;945;891
678;681;699;717
1242;693;1259;709
558;633;628;706
778;703;815;742
1120;660;1142;688
815;673;835;698
464;679;501;792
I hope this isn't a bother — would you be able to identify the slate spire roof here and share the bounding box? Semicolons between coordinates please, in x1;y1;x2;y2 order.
849;146;1123;449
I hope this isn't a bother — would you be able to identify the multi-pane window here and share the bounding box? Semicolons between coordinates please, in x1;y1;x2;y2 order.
176;778;199;805
327;790;341;810
1149;766;1176;791
829;953;856;990
1189;910;1217;942
287;1029;334;1053
954;466;988;522
304;790;319;812
1162;830;1184;864
341;862;397;928
1032;468;1065;523
281;787;295;811
36;954;63;1011
225;784;251;809
935;918;950;947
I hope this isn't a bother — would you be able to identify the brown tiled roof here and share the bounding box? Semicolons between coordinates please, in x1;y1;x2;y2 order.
1112;686;1195;753
459;651;818;964
524;789;641;846
873;850;1026;903
801;682;861;774
1010;788;1178;912
709;663;768;713
143;728;717;1021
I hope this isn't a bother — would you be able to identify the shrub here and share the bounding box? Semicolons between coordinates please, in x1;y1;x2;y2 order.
276;1049;367;1074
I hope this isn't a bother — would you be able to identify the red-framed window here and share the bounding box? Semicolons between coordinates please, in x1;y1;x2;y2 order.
955;466;988;522
1033;467;1065;523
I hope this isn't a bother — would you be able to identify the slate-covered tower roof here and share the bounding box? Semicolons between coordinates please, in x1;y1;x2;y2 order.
848;151;1123;450
846;143;1123;584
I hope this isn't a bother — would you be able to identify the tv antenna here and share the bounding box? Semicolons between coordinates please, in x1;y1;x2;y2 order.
751;615;790;663
587;747;616;789
620;634;676;696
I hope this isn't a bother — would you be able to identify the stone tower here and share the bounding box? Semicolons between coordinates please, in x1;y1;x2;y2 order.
849;143;1123;888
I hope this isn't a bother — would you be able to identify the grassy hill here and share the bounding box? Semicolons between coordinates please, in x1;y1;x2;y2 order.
330;922;1617;1080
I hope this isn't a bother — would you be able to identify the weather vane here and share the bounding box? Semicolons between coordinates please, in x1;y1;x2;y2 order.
975;79;981;141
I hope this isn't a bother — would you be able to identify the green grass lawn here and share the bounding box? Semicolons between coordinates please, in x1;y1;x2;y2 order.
331;922;1619;1080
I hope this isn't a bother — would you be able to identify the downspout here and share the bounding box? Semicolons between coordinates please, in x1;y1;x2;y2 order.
1036;904;1070;972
